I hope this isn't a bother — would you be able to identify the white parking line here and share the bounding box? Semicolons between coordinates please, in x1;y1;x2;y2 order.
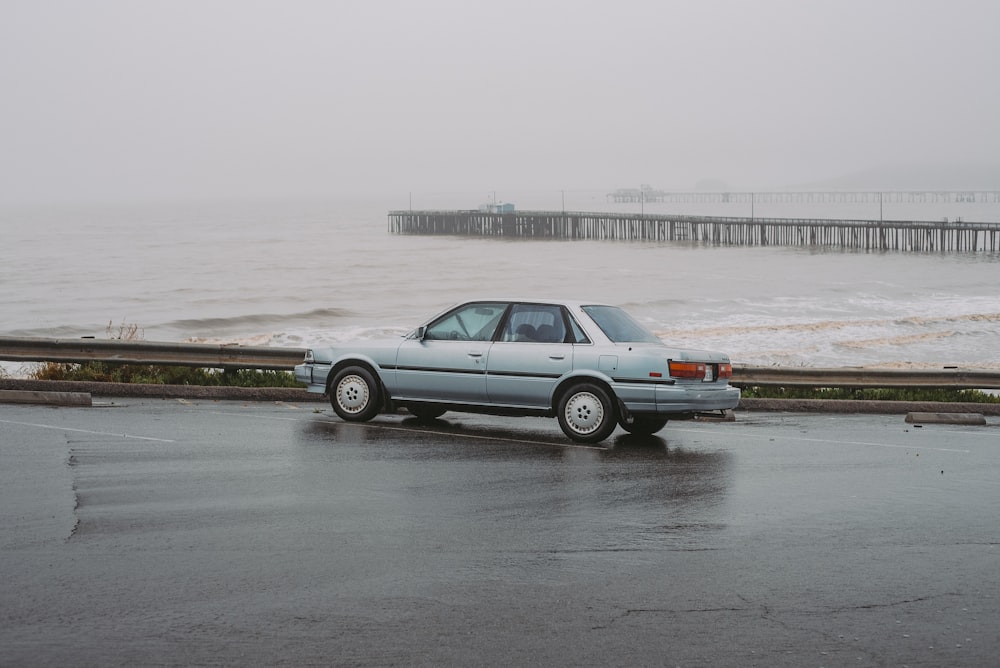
0;419;176;443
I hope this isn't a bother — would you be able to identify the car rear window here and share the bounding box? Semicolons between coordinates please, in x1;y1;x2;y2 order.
582;305;662;343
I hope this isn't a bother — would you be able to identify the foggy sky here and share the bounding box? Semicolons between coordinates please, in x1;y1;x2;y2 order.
2;0;998;204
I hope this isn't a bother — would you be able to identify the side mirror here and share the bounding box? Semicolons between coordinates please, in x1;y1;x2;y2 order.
414;326;427;341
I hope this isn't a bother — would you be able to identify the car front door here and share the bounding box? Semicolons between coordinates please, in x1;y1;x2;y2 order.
393;302;507;404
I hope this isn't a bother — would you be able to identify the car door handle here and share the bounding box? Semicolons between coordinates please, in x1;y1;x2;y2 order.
549;354;565;360
468;351;484;357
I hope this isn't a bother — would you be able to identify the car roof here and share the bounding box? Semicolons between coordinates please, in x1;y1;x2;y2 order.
458;298;610;309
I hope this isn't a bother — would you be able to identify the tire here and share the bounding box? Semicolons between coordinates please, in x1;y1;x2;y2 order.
557;382;618;443
406;403;447;421
329;366;381;422
619;416;668;435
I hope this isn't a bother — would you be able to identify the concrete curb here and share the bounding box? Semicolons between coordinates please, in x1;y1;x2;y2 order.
1;380;998;416
0;379;324;403
905;412;987;425
0;389;92;406
738;397;1000;416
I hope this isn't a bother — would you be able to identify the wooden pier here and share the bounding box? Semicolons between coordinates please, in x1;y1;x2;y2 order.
388;210;1000;253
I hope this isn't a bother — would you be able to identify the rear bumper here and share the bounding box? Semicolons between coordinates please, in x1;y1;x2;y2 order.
612;381;740;416
651;383;740;415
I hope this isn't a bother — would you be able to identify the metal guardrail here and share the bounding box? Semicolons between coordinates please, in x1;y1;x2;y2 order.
0;337;306;371
1;337;999;389
730;364;1000;390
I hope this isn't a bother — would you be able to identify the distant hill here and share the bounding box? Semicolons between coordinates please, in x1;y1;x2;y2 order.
789;163;1000;191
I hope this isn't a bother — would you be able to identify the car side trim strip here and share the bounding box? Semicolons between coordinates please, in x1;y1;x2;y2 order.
611;377;677;386
485;370;563;380
391;366;678;385
391;365;486;376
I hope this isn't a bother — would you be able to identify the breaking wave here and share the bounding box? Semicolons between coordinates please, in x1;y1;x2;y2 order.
836;331;957;349
653;312;1000;340
3;325;109;339
162;307;353;332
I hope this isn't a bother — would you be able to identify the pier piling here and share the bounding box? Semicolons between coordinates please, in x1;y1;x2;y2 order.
388;210;1000;253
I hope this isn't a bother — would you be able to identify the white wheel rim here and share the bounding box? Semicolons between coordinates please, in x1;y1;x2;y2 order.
564;391;604;435
336;375;370;414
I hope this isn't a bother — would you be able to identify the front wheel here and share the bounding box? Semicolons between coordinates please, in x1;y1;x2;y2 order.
330;366;381;422
557;383;618;443
619;416;668;435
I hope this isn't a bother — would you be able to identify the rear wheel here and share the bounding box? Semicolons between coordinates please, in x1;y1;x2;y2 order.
330;366;381;422
619;416;668;435
557;382;617;443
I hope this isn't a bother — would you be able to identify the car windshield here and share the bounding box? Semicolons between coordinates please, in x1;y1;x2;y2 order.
582;305;662;343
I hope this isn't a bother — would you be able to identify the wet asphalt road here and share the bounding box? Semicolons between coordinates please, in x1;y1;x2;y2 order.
1;399;998;667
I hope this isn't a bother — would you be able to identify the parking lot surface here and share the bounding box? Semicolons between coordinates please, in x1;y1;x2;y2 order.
2;399;998;666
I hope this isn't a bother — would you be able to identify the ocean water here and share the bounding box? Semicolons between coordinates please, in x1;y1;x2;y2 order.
2;194;998;374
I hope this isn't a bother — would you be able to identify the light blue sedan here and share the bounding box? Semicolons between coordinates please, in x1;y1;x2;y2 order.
295;299;740;443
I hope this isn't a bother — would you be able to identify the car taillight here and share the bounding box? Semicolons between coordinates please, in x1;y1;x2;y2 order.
668;361;706;379
718;363;733;380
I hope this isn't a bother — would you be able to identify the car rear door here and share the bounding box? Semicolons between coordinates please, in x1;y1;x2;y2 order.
485;303;574;408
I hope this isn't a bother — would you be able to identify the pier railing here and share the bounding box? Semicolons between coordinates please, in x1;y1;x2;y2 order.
2;337;999;391
606;189;1000;204
388;210;1000;252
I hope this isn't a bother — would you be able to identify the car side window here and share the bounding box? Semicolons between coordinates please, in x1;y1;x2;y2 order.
566;312;591;344
423;302;507;341
501;304;568;343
